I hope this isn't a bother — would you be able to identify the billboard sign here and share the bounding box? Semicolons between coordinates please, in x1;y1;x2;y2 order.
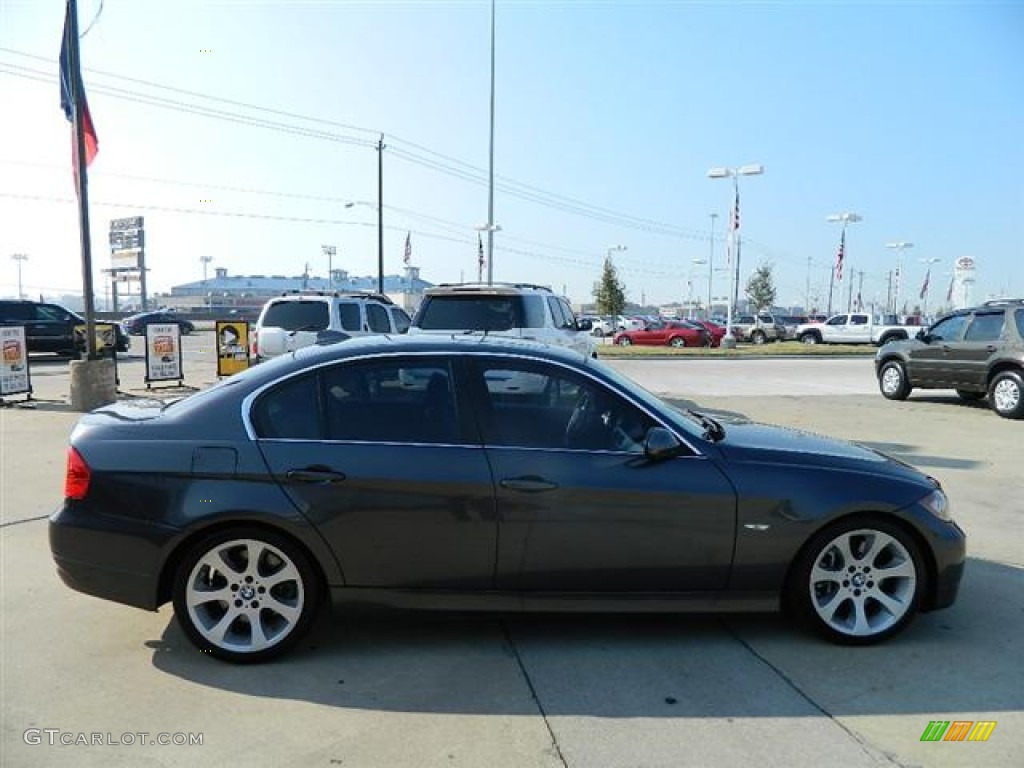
145;323;183;383
0;326;31;397
215;321;251;377
110;217;145;270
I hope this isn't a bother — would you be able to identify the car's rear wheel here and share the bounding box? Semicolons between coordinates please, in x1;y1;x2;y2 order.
172;528;320;663
955;389;985;402
669;336;686;348
592;328;605;338
750;330;767;345
789;517;925;644
878;361;911;400
989;370;1024;419
799;333;819;345
616;336;632;346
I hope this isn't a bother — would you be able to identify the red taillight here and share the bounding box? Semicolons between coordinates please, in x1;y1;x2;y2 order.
250;329;259;358
65;447;91;500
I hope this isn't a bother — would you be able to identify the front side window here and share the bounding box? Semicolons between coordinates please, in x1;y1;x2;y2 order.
389;307;411;333
261;300;329;332
964;311;1005;342
366;303;390;333
473;359;655;453
929;314;969;342
322;359;459;444
826;315;847;326
36;305;72;323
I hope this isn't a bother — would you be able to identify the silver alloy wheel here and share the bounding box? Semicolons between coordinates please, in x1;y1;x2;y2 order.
808;528;917;637
880;366;903;396
993;378;1020;413
185;538;305;654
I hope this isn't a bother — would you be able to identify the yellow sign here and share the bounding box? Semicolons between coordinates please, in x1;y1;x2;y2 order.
73;323;117;355
216;321;250;377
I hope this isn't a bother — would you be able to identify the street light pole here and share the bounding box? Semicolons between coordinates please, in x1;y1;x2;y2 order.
11;253;28;299
826;213;862;313
886;241;914;316
690;258;708;319
707;213;717;319
321;245;336;288
707;164;765;348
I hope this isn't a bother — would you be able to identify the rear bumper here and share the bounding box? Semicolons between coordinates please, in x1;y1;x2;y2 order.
49;502;178;611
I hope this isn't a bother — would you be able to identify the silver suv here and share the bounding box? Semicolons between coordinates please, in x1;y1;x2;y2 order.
731;313;786;344
409;283;596;357
253;291;411;361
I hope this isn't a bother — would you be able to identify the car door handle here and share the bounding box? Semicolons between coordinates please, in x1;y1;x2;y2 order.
986;345;997;353
286;467;347;485
499;476;558;493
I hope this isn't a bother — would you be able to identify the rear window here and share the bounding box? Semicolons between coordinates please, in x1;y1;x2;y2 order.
261;300;329;332
338;303;362;331
416;295;524;331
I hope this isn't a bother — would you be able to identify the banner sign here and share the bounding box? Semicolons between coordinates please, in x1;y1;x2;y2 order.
145;323;183;384
73;323;117;355
0;326;31;397
216;321;251;377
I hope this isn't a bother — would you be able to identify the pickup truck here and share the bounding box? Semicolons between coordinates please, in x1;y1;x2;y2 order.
795;313;916;346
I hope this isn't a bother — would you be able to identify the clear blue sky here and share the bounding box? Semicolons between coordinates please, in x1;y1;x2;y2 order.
2;0;1022;311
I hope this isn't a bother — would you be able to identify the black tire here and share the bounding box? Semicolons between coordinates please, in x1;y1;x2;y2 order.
799;333;819;345
955;389;985;402
592;328;605;338
750;330;767;345
788;516;926;645
172;527;321;663
616;336;632;346
878;360;911;401
988;370;1024;419
669;336;687;348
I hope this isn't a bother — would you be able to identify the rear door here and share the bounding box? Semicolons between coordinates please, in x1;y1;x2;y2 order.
955;310;1007;388
253;356;497;589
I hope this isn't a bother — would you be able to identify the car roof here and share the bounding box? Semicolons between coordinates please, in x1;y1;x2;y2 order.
424;282;554;296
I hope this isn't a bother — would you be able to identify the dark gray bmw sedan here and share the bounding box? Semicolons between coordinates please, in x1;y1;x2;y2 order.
50;335;965;662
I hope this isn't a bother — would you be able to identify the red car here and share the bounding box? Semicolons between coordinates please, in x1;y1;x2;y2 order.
688;320;727;347
613;321;710;348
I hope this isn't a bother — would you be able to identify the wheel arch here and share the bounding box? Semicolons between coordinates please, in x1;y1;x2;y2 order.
986;361;1023;387
781;511;939;613
877;331;908;346
157;518;331;608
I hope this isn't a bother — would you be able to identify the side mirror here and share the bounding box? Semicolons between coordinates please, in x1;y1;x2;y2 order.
915;329;928;342
576;318;592;332
644;427;683;462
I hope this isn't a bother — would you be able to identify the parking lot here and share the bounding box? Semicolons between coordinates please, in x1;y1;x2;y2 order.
2;332;1021;767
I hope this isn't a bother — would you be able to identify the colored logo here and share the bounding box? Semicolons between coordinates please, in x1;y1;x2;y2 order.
920;720;996;742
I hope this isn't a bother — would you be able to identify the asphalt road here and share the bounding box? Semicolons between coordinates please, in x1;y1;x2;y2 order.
2;333;1021;767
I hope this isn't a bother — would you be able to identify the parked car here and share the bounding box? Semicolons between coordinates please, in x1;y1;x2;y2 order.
797;313;915;346
779;316;809;341
731;314;786;344
0;299;130;356
875;298;1024;418
50;334;965;662
689;319;727;347
613;320;710;348
582;315;615;337
253;291;410;362
122;310;195;336
409;282;595;357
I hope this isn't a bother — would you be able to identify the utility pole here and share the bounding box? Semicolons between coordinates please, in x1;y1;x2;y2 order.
377;134;384;294
11;254;28;299
322;245;336;288
805;255;812;312
708;213;717;319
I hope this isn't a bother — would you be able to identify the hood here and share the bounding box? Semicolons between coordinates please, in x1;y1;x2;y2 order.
716;421;931;485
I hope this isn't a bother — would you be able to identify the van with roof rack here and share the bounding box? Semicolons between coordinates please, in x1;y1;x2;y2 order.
252;291;411;361
408;282;595;357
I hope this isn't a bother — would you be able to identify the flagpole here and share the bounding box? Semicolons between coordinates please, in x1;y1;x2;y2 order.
67;0;98;359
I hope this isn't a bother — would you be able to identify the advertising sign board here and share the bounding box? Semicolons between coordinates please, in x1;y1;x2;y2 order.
145;323;183;384
0;326;31;397
215;321;251;377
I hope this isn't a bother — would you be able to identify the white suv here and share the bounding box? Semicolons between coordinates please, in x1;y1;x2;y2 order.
253;291;411;361
409;283;596;357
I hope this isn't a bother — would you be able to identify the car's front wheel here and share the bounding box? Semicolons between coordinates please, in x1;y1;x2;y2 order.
172;528;320;663
799;333;819;345
878;360;911;400
615;336;632;346
750;330;767;345
789;517;925;644
989;370;1024;419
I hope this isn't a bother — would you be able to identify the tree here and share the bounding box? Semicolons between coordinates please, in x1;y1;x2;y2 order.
593;256;627;317
745;265;777;313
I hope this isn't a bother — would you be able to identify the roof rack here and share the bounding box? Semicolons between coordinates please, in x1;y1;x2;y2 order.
277;290;393;304
431;282;553;293
981;298;1024;307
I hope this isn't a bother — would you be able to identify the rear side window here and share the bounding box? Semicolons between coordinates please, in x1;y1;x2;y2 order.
1016;309;1024;339
338;303;362;331
522;295;547;328
261;301;329;332
0;303;34;322
366;303;390;333
416;296;520;331
251;373;322;439
389;307;411;333
929;314;969;342
964;311;1005;342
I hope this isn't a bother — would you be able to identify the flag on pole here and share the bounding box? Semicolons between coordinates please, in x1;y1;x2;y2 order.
59;1;99;170
477;234;484;281
946;274;955;303
403;232;411;265
919;268;930;300
725;189;739;267
834;229;845;282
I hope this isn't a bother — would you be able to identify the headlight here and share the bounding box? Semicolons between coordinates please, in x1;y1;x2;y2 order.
920;488;951;521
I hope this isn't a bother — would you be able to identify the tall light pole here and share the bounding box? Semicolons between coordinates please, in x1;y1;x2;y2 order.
11;253;28;299
707;164;764;348
689;258;708;318
321;244;336;287
707;213;717;319
918;257;940;318
345;201;384;292
199;254;213;283
485;0;497;284
826;212;862;313
886;241;914;316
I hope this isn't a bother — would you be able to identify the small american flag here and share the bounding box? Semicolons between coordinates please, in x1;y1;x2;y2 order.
946;274;955;303
477;234;484;281
919;268;930;300
834;229;845;282
403;232;411;265
730;189;740;232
